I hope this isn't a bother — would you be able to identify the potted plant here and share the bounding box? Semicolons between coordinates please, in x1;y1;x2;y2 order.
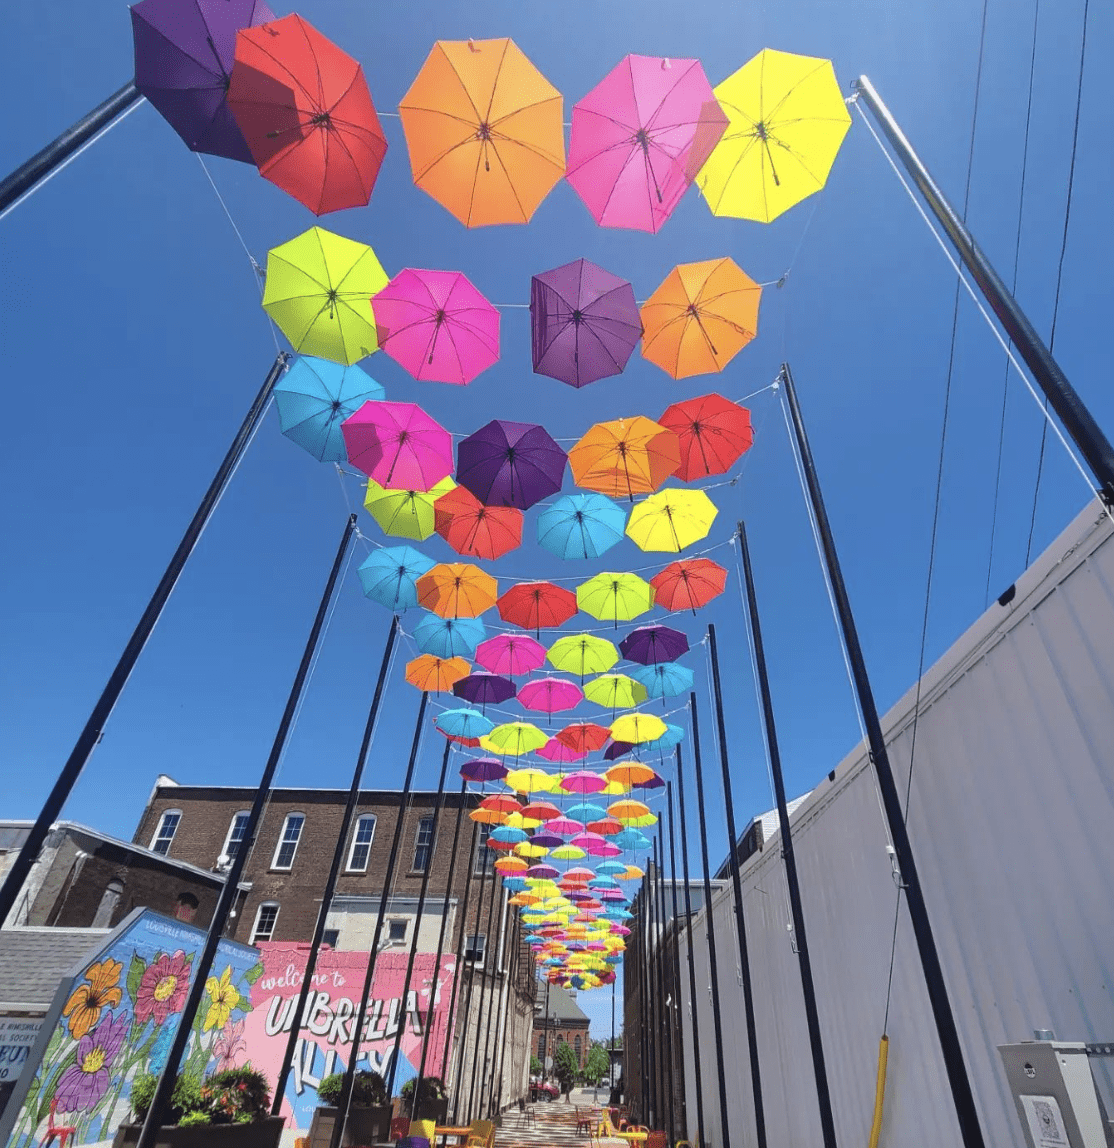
307;1070;390;1148
399;1075;449;1125
113;1066;283;1148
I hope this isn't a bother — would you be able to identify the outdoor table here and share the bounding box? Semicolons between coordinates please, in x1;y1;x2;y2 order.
434;1125;475;1145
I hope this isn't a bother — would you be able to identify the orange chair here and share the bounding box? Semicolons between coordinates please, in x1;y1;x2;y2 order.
40;1100;78;1148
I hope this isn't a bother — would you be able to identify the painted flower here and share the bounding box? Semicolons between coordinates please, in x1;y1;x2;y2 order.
212;1018;246;1073
203;966;240;1032
55;1011;129;1112
135;950;191;1025
62;959;124;1040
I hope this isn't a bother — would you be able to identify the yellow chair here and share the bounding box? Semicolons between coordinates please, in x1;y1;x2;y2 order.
466;1119;495;1148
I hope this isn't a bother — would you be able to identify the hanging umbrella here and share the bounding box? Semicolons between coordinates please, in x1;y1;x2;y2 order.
641;722;686;753
566;55;728;233
536;738;584;764
412;614;486;659
459;757;508;782
470;805;508;825
566;802;608;823
659;393;754;480
530;259;642;387
491;825;529;845
416;563;498;618
583;674;648;710
372;269;500;385
641;259;762;379
619;624;689;665
631;662;694;699
131;0;274;163
626;488;719;553
435;708;494;740
497;582;579;634
488;724;550;759
475;634;547;676
498;857;531;874
603;741;636;761
520;801;562;822
228;14;387;214
519;678;584;716
274;357;384;463
434;485;523;560
262;227;388;364
530;831;565;849
547;635;619;680
555;722;612;755
552;844;587;860
363;476;456;542
605;762;660;788
576;572;655;626
588;816;624;835
503;760;556;788
456;420;568;511
358;545;434;609
649;558;727;612
406;654;471;693
558;770;608;795
342;400;454;490
608;799;653;825
453;672;516;707
570;833;615;858
399;38;565;227
478;793;523;816
697;49;852;223
536;493;627;560
613;828;651;850
609;713;667;744
569;418;680;500
548;817;587;837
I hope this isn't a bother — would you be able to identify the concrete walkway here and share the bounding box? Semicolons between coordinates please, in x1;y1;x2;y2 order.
495;1091;623;1148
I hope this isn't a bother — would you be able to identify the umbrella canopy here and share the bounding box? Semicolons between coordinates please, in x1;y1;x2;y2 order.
518;677;585;715
530;259;642;387
613;828;652;850
491;825;529;844
412;614;486;659
566;55;728;233
416;563;498;618
631;661;695;699
659;393;754;481
569;417;680;500
584;674;648;710
642;724;685;753
649;558;728;612
399;38;565;226
372;269;500;384
262;227;387;364
503;761;556;788
536;493;627;560
435;708;494;739
576;573;655;625
363;476;456;542
536;738;584;763
626;488;719;552
456;420;567;511
588;816;624;835
619;624;690;665
547;635;619;678
641;259;762;379
475;634;547;677
488;724;550;759
602;741;635;761
556;723;612;754
606;761;660;789
459;757;509;782
520;801;562;821
228;14;387;214
609;713;667;744
558;770;608;795
342;400;454;490
274;357;384;463
434;485;523;560
131;0;273;163
358;545;434;609
498;582;579;633
406;654;471;692
453;672;516;707
698;49;851;223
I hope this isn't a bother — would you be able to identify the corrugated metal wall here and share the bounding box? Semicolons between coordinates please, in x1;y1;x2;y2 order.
678;503;1114;1148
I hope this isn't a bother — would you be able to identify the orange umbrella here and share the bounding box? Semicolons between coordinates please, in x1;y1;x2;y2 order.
405;654;472;692
398;38;566;227
435;485;524;560
569;417;680;499
605;762;658;787
417;563;498;617
641;258;762;379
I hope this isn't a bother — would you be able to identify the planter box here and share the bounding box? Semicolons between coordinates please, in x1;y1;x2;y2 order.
113;1117;284;1148
306;1104;392;1147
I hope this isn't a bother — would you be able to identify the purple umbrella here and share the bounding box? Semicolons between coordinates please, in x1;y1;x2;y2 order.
456;420;567;511
453;673;517;708
619;624;690;665
603;741;636;761
460;757;508;782
131;0;274;163
531;259;642;388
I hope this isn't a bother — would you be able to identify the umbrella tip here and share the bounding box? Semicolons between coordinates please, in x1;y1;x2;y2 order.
661;57;672;69
468;37;477;50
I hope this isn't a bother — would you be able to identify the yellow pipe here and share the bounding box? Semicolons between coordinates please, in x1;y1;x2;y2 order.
868;1035;890;1148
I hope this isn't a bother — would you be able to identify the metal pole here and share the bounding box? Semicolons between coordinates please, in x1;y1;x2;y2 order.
639;873;653;1124
0;351;289;927
727;534;839;1147
780;360;986;1148
439;817;480;1092
490;904;520;1115
654;836;676;1139
665;778;693;1142
331;692;430;1148
853;74;1114;503
468;881;506;1119
271;613;400;1114
0;81;141;213
137;513;356;1148
451;858;494;1122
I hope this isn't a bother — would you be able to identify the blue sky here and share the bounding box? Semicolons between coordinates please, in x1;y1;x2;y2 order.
3;0;1112;1035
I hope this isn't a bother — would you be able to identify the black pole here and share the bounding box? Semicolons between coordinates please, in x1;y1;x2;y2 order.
450;856;494;1122
439;817;480;1091
853;74;1114;503
727;536;840;1147
610;975;616;1099
331;692;430;1148
638;873;652;1124
0;81;141;213
271;614;400;1114
654;836;676;1140
468;878;505;1120
779;361;987;1147
648;849;662;1129
480;893;509;1116
490;906;520;1115
667;777;699;1144
0;351;289;927
137;513;355;1148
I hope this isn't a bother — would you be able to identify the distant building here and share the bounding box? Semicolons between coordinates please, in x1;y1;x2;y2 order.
533;982;590;1069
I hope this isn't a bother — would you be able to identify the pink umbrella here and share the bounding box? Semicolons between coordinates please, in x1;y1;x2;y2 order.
547;817;586;837
475;634;547;677
565;867;596;881
518;677;584;715
527;863;560;879
341;400;453;490
372;269;500;385
558;769;608;795
611;924;632;936
566;55;728;233
570;832;610;856
536;738;585;763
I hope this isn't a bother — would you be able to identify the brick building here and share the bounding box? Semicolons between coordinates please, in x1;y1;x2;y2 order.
533;982;591;1069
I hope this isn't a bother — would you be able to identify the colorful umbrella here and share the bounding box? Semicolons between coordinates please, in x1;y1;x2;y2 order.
498;582;579;634
626;488;719;553
274;357;384;463
569;418;680;500
631;662;695;699
399;38;565;227
131;0;273;163
697;49;851;223
228;14;387;214
565;802;608;823
530;259;642;387
566;55;728;233
641;259;762;379
576;573;655;626
503;760;556;788
498;857;531;874
536;738;584;764
518;678;585;715
603;741;636;761
363;476;455;542
547;635;619;678
453;672;516;707
456;420;568;511
475;634;547;677
659;393;754;481
358;545;434;609
435;708;494;739
619;624;690;665
372;269;500;385
412;614;486;659
570;832;615;857
416;563;498;618
343;400;454;491
548;817;588;837
609;713;667;744
613;828;651;851
556;723;612;754
520;801;562;821
605;762;660;788
459;757;508;782
583;674;648;710
488;724;550;759
536;493;627;560
559;770;608;795
649;558;727;612
262;227;387;364
491;825;529;844
434;485;523;560
406;654;471;693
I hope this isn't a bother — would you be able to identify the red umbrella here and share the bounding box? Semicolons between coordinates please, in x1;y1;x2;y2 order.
658;393;754;481
228;15;387;214
497;582;578;634
434;485;523;560
556;723;612;754
649;558;727;612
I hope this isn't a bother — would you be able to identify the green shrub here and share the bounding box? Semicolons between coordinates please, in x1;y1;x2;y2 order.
399;1075;448;1103
317;1070;387;1107
178;1112;210;1128
129;1072;204;1124
199;1065;271;1124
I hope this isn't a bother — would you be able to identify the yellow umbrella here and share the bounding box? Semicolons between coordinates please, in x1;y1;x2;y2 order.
546;634;619;677
626;489;719;553
514;841;550;858
576;572;655;625
697;49;852;223
364;476;456;541
502;761;555;789
583;674;648;710
598;778;632;797
550;844;587;860
610;713;668;744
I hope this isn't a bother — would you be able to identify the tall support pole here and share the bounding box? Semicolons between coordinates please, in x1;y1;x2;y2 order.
331;692;430;1148
490;906;520;1115
439;817;480;1092
137;514;356;1148
0;351;290;927
853;75;1114;504
654;836;676;1140
780;362;987;1147
665;779;694;1142
610;976;617;1097
726;532;840;1147
452;860;495;1123
638;873;653;1124
470;883;507;1119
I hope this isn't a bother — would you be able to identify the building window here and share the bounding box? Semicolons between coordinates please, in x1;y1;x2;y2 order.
323;929;340;948
92;879;124;928
149;811;181;856
174;892;199;924
574;1035;582;1063
537;1034;546;1061
346;815;377;872
220;812;251;865
388;919;408;944
251;902;280;944
413;817;434;872
271;813;305;870
465;933;485;965
473;823;495;875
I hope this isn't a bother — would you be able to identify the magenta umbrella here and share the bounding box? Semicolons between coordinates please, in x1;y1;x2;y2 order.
547;817;586;837
518;677;585;715
566;55;728;233
570;831;611;856
475;634;547;677
536;738;585;764
372;269;500;385
527;863;560;879
341;400;453;490
559;770;608;795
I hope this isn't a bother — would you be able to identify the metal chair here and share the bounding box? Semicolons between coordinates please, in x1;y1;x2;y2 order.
40;1100;78;1148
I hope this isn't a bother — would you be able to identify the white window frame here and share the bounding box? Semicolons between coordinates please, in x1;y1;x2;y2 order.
220;811;251;865
250;902;280;944
465;933;486;967
473;823;495;875
271;813;305;871
149;810;182;856
412;817;434;872
346;814;377;872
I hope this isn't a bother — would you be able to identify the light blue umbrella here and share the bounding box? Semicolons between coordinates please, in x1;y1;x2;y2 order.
642;723;685;753
613;828;651;851
274;356;385;462
357;546;434;609
566;802;608;823
434;707;495;739
588;875;620;888
595;860;628;876
537;493;627;560
631;662;695;699
491;825;529;844
413;614;487;659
